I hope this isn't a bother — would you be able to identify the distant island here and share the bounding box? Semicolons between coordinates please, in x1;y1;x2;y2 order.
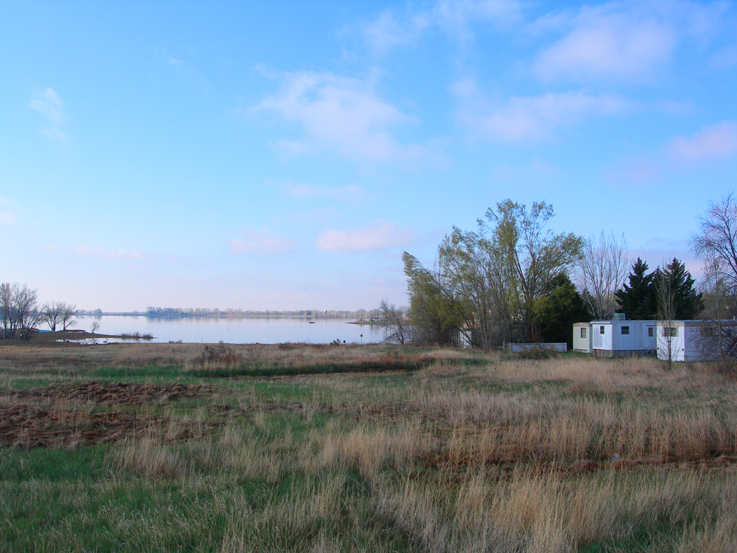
76;307;383;321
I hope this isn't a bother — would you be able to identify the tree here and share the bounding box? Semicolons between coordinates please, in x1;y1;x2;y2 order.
577;231;629;320
535;274;590;347
0;283;14;339
13;284;40;341
403;252;468;345
437;227;517;347
61;303;76;331
653;259;702;320
483;200;584;341
692;193;737;292
402;199;583;346
379;300;409;344
691;195;737;366
655;268;678;369
614;258;657;320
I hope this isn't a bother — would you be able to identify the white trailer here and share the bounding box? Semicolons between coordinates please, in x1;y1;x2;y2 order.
590;320;657;357
656;320;737;362
573;322;592;353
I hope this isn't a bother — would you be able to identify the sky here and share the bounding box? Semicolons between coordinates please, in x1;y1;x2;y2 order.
2;0;737;312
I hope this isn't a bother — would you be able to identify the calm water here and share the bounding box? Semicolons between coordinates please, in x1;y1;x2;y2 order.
76;315;388;345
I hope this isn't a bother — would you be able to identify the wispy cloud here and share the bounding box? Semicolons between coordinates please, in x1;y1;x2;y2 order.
361;0;523;53
531;1;729;84
362;11;432;55
603;155;661;185
30;87;66;139
533;11;676;83
251;70;429;163
229;229;297;255
281;182;366;202
315;220;413;253
0;196;19;226
669;121;737;163
453;78;633;141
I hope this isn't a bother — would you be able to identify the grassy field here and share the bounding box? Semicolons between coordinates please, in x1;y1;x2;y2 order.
0;340;736;552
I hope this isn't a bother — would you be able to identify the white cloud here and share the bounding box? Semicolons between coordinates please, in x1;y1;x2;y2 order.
315;220;413;253
453;79;633;141
362;11;432;54
533;9;676;82
72;246;145;259
669;121;737;163
361;0;522;53
531;1;730;84
30;87;66;139
432;0;523;41
229;229;297;255
252;71;428;163
282;183;366;202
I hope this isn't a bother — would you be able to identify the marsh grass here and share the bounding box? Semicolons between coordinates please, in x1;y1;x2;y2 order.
1;343;737;551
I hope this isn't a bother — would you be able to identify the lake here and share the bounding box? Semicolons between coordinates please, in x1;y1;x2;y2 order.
75;315;389;345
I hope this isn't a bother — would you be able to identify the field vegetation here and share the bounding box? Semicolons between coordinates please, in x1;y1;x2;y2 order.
0;341;736;552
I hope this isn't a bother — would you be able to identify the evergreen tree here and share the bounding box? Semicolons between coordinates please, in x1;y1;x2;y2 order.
614;258;657;320
536;274;591;347
654;258;703;320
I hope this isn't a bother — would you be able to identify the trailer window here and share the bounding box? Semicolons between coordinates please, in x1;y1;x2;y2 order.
599;326;605;334
647;327;654;337
664;327;678;337
621;326;630;335
580;328;587;338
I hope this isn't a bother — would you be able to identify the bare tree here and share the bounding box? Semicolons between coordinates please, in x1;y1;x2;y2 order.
41;301;64;332
61;303;76;331
0;283;13;339
691;194;737;366
577;231;629;320
379;300;409;344
13;284;40;341
656;269;677;370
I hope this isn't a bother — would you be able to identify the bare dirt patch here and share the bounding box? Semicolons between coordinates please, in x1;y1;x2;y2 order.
0;404;159;449
5;380;214;406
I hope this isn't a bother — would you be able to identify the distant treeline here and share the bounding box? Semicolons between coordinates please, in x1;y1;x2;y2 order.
75;307;382;320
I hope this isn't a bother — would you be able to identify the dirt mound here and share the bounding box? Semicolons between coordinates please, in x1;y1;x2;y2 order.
7;380;213;406
0;404;158;449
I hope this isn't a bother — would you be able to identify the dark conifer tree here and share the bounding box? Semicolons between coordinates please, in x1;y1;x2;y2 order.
537;274;591;347
654;258;703;320
615;258;657;320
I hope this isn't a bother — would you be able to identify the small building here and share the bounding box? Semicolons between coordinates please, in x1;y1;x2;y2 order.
573;322;592;353
656;320;737;362
589;319;657;357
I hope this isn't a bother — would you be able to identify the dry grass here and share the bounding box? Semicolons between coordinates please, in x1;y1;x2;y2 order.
2;342;737;551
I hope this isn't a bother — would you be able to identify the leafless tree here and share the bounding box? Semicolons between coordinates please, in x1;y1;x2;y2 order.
61;303;76;331
691;193;737;367
41;301;64;332
0;283;14;339
656;269;677;370
577;231;629;320
13;284;40;341
379;300;409;344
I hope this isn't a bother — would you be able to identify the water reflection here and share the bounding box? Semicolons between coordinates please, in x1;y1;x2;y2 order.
75;316;388;345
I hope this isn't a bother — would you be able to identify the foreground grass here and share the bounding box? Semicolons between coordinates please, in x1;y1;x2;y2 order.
0;342;736;551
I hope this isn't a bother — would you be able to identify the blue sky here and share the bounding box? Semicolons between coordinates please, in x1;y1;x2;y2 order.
2;0;736;311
